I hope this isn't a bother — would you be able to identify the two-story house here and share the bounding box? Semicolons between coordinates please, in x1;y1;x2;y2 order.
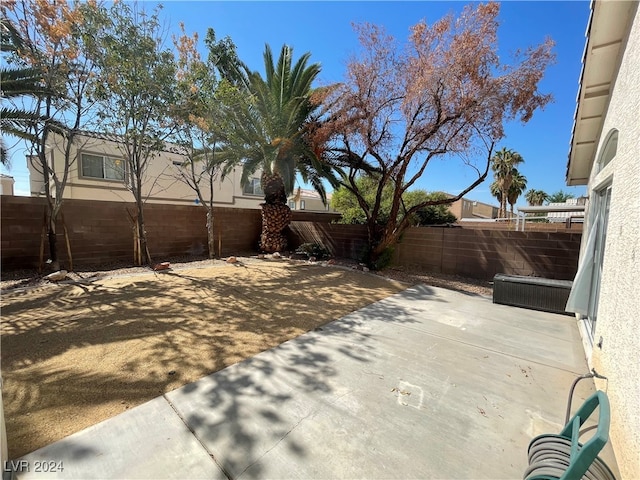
287;187;335;213
27;131;264;208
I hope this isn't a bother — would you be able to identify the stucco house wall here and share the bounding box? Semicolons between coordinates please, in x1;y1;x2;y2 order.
27;132;263;209
449;197;498;220
570;3;640;478
588;8;640;478
0;175;14;196
288;188;334;213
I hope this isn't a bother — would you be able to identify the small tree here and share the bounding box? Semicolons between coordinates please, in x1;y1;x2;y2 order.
331;177;455;226
314;3;554;267
93;2;177;265
405;191;457;226
170;25;245;258
331;175;395;225
3;0;104;270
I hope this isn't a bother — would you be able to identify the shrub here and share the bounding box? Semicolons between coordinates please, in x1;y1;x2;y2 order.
295;242;330;259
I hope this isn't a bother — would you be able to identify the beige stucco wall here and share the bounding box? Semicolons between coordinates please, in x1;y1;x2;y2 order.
289;196;333;213
0;176;14;196
448;198;497;220
582;6;640;478
28;133;263;209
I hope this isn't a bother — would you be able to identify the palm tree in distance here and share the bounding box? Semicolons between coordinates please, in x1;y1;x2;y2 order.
525;189;549;206
547;190;575;204
221;44;339;252
507;170;527;217
490;147;524;218
490;180;502;211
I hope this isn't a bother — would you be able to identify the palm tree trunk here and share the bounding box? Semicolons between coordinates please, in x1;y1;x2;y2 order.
259;172;292;253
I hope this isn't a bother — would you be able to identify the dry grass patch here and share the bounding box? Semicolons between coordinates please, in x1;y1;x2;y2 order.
1;261;406;458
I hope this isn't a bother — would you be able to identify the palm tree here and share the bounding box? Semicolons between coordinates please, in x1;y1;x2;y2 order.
491;147;524;218
507;170;527;217
525;189;549;206
222;44;339;252
490;180;502;209
1;19;43;165
547;190;575;204
0;18;60;166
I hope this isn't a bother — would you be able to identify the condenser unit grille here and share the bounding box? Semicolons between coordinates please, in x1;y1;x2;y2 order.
492;274;573;315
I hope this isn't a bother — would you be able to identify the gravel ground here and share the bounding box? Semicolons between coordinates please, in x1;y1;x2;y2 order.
1;254;492;458
1;260;407;458
0;254;493;297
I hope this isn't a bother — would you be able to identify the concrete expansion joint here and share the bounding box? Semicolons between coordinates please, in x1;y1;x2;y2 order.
237;390;355;479
161;393;232;480
236;411;312;479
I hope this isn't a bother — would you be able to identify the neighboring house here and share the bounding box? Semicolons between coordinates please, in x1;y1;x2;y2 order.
288;187;335;213
546;197;587;223
0;174;14;196
27;131;264;209
565;2;639;479
448;196;499;220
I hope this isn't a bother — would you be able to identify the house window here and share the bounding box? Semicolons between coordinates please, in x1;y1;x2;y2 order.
288;200;296;210
300;200;306;210
596;130;617;174
586;185;612;339
243;178;263;196
81;153;125;181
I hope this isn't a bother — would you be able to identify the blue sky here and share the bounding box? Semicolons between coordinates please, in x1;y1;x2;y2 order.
2;1;590;207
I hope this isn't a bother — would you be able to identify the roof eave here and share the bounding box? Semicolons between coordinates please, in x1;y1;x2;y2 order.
566;0;637;186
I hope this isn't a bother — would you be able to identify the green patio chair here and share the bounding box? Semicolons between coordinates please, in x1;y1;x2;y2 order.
524;390;616;480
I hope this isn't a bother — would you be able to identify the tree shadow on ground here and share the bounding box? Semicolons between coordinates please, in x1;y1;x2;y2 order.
1;262;439;460
164;284;438;479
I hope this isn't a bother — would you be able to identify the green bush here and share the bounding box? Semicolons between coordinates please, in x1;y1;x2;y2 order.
295;242;330;259
358;244;395;271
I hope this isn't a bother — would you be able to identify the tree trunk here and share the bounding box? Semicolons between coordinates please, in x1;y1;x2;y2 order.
47;214;60;271
364;221;392;270
206;208;215;259
259;172;291;253
136;203;152;265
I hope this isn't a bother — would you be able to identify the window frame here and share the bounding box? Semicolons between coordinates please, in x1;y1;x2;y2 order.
80;152;126;183
242;177;264;196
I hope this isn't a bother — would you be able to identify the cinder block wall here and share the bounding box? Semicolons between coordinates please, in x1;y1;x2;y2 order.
1;196;580;279
288;222;581;281
0;197;336;270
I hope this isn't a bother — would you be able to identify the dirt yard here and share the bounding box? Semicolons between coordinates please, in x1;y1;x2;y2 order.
1;259;408;459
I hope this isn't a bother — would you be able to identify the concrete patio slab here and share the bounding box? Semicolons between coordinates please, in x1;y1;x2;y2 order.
11;284;619;479
9;397;225;479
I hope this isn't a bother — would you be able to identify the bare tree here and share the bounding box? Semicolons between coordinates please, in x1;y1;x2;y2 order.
169;26;245;258
313;3;555;267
